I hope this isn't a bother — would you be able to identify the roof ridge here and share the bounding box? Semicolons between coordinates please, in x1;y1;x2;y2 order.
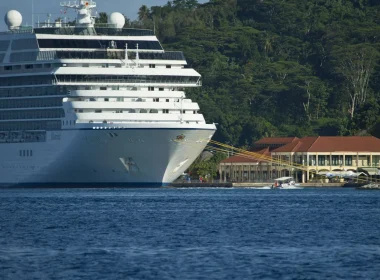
306;136;320;152
291;140;303;152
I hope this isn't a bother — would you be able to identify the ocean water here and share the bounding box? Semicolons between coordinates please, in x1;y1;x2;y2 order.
1;188;380;280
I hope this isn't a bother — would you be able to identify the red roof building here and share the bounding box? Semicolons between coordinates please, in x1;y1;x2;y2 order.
219;136;380;183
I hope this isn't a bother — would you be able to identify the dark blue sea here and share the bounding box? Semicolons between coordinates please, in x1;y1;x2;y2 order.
1;188;380;279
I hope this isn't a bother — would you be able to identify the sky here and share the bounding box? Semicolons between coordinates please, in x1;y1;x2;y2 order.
0;0;208;31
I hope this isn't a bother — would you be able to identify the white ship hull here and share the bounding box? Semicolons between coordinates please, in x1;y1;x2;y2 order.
0;126;215;187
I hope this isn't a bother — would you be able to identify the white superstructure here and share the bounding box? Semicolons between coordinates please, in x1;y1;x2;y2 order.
0;1;216;187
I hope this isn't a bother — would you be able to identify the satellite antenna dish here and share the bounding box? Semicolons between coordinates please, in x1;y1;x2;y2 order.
4;10;23;30
109;12;125;29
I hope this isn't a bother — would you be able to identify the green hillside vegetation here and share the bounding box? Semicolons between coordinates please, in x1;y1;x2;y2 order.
102;0;380;147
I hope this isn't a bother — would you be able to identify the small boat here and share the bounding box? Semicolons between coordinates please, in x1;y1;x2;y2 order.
271;177;302;189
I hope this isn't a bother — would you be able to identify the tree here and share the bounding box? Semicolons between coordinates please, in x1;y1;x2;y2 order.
333;44;378;119
138;5;150;21
95;12;108;25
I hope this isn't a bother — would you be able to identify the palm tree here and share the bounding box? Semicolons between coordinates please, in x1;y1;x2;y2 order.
138;5;150;21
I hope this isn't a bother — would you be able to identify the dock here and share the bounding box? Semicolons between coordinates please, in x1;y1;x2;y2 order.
168;182;351;188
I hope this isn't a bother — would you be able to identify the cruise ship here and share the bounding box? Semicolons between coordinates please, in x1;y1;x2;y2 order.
0;1;216;187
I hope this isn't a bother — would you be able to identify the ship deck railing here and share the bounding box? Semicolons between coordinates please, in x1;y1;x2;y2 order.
6;50;186;63
0;26;155;36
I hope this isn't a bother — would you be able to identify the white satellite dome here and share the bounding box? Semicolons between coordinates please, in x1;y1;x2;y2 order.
109;12;125;29
4;10;22;30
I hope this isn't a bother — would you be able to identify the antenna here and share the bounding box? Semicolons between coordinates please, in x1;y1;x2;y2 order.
136;43;139;67
32;0;34;28
180;93;184;123
60;0;97;27
125;43;129;68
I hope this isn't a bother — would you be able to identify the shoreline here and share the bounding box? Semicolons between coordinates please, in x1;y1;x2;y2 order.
168;182;356;188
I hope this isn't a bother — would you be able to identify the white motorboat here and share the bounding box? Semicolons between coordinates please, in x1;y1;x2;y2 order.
271;177;302;189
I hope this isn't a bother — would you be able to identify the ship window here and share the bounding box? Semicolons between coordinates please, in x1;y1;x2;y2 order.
149;64;156;68
148;87;154;91
37;39;163;50
117;98;124;102
150;109;158;113
25;64;34;69
159;88;164;91
153;98;159;102
95;110;102;113
4;66;12;71
100;87;107;90
163;109;169;114
104;98;109;102
166;65;171;68
166;99;169;102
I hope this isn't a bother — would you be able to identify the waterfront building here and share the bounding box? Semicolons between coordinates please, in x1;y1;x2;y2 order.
219;136;380;183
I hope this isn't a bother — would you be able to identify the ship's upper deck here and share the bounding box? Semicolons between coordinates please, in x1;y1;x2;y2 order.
0;26;154;37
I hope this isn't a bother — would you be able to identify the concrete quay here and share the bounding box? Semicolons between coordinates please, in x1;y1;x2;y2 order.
232;182;345;188
168;182;347;188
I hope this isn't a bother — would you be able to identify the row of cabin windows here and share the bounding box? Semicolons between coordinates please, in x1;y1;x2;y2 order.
62;120;75;126
74;109;199;114
55;75;199;84
2;64;55;71
0;75;199;86
88;86;176;91
37;39;163;50
70;86;184;91
20;150;33;157
0;109;64;120
0;86;184;99
75;97;174;102
149;64;172;69
0;120;61;131
0;98;62;109
0;63;177;72
0;86;67;98
149;87;165;91
0;131;47;143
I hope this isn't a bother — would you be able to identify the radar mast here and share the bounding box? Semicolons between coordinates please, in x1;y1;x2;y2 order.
60;0;96;27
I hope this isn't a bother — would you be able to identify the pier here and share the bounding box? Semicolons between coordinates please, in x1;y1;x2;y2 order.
168;182;351;188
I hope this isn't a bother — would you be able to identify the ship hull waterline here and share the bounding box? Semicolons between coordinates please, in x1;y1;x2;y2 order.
0;127;215;187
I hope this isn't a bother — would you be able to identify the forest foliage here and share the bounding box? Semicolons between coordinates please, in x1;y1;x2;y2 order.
106;0;380;147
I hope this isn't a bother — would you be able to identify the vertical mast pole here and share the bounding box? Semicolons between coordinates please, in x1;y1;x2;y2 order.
32;0;34;28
